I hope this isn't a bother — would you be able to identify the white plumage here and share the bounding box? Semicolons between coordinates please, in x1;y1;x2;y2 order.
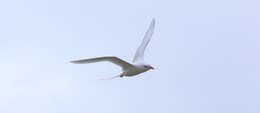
71;19;156;79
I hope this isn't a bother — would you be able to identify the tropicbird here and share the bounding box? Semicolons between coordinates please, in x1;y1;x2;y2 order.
71;19;155;79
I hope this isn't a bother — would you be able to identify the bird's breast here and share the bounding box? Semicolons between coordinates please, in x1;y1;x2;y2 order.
124;67;148;76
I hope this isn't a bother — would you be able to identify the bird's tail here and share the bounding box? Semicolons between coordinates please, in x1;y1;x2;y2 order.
98;74;123;80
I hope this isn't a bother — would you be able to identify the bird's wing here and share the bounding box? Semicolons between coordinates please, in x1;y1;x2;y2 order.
133;18;155;63
71;56;134;70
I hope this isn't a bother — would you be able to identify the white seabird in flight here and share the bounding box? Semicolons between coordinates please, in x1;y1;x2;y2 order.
71;19;156;79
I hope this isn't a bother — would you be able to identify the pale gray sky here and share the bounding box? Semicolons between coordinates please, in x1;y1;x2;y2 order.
0;0;260;113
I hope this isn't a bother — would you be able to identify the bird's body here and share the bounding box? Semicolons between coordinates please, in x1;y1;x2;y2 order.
71;19;156;79
122;63;150;77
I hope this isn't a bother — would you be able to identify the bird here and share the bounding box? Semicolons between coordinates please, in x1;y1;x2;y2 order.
71;19;155;79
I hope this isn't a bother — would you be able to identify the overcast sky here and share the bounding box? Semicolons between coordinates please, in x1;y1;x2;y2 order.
0;0;260;113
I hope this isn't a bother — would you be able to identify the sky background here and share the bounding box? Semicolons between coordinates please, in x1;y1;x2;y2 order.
0;0;260;113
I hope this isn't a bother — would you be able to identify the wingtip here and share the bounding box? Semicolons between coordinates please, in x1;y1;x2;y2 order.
150;18;156;26
70;60;78;64
152;18;156;23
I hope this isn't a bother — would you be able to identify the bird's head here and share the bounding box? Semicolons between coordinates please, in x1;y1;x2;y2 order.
143;64;155;70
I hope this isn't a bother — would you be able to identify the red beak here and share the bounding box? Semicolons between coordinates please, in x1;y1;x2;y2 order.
150;66;155;70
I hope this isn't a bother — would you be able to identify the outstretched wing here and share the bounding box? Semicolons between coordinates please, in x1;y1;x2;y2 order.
133;18;155;63
71;56;134;70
